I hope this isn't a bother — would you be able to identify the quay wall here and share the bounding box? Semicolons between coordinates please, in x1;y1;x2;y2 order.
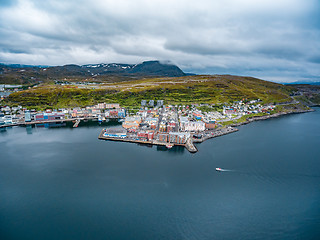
0;117;98;128
98;129;198;153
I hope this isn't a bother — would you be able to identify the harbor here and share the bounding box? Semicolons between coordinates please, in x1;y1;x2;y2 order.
1;100;305;154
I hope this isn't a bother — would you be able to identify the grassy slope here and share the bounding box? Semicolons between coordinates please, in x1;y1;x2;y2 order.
5;75;296;109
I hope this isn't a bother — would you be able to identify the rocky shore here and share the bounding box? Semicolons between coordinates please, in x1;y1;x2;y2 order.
192;127;239;143
230;108;315;127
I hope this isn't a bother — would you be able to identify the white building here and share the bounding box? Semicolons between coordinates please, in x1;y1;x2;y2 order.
184;121;205;132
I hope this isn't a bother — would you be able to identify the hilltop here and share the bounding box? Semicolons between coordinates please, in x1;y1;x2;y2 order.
5;75;301;110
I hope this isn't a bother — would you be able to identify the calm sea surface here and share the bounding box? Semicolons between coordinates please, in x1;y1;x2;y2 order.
1;109;320;240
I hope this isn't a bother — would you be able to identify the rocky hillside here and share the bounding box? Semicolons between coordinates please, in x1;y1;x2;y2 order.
5;75;297;109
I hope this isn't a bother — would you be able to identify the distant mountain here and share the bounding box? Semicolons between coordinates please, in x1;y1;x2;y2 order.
0;63;49;68
285;81;320;86
0;61;186;84
126;61;185;77
82;61;186;77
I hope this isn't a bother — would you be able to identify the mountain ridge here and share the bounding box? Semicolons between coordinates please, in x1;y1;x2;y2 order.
0;60;186;84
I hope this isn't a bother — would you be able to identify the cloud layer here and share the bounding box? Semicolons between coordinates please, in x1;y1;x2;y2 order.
0;0;319;82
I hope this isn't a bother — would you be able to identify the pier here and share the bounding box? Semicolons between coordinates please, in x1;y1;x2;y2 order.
0;117;98;129
185;138;198;153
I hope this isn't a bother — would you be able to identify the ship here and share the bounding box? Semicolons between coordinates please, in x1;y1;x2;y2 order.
166;144;173;149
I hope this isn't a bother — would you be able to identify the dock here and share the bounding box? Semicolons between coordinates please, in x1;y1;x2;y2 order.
98;129;153;145
0;117;97;129
185;138;198;153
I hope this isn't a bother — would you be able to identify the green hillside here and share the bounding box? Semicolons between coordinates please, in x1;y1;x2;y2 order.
5;75;296;109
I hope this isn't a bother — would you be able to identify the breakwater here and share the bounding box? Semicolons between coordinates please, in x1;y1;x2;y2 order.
192;127;239;143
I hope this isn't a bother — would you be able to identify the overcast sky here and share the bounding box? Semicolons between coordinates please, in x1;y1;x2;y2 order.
0;0;319;82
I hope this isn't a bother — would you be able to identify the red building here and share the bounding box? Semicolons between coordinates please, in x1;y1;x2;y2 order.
205;123;216;129
158;133;168;142
147;132;154;141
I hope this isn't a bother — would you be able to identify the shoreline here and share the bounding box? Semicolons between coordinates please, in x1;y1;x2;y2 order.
230;108;314;127
0;117;99;129
1;108;316;154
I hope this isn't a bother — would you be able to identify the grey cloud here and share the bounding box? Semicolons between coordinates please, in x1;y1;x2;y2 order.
255;46;304;60
0;0;17;7
0;47;31;54
0;0;319;82
308;55;320;64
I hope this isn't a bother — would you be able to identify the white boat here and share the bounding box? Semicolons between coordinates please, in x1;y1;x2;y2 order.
216;167;222;171
166;144;173;149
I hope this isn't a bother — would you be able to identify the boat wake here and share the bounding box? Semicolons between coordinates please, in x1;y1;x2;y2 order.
215;168;233;172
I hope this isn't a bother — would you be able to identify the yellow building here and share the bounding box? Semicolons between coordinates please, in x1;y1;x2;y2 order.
122;116;142;129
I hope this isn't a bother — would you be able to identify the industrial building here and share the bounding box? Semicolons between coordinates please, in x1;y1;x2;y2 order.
103;128;127;138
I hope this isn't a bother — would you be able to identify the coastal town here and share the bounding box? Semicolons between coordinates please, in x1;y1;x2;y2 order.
1;99;278;152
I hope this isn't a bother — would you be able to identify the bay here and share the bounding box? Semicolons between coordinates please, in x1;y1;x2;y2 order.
1;109;320;240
